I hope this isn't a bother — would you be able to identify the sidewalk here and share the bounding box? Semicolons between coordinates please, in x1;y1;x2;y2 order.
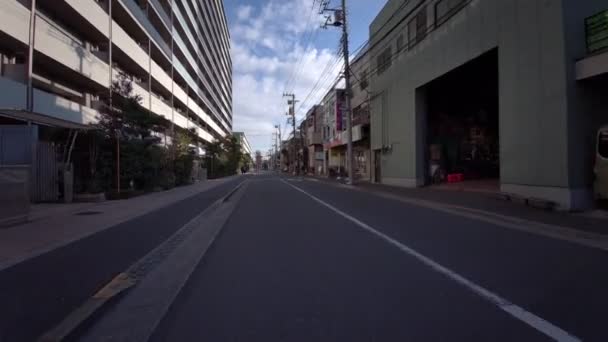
0;176;240;270
306;176;608;237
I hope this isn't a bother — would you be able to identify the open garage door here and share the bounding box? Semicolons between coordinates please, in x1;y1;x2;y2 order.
424;49;499;187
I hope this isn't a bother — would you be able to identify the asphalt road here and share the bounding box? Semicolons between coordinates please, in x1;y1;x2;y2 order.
0;177;244;342
151;174;608;341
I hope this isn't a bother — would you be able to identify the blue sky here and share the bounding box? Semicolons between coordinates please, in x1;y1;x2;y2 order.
223;0;387;155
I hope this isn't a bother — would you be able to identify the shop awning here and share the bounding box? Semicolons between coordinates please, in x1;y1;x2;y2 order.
0;109;92;130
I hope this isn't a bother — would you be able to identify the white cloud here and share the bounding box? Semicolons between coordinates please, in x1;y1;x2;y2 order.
236;5;253;21
230;0;343;154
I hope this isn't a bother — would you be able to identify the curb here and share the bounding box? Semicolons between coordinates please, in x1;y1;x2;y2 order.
37;180;248;342
0;176;243;273
299;177;608;251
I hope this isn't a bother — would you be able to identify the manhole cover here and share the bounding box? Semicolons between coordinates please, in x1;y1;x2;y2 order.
75;211;103;216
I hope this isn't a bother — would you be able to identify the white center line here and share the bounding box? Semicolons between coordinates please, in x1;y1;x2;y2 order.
282;180;581;342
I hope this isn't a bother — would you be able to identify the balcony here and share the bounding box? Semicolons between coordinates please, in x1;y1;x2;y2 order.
586;9;608;55
307;128;323;146
352;108;371;127
148;0;171;29
150;93;172;121
111;20;150;75
0;76;99;125
118;0;171;57
0;0;29;43
0;2;109;88
577;9;608;81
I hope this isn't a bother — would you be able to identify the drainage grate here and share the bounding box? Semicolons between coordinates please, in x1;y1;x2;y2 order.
75;211;103;216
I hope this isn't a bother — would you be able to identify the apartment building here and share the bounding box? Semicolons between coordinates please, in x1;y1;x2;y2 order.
369;0;608;210
233;131;252;157
0;0;232;144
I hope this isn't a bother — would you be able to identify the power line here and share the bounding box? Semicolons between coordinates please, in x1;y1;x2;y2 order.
294;42;343;113
296;56;343;116
286;1;325;94
294;37;368;118
344;1;461;92
282;0;320;94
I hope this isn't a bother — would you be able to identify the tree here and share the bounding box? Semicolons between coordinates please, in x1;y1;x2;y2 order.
92;72;173;193
172;128;197;186
225;136;243;174
204;135;246;178
205;139;224;178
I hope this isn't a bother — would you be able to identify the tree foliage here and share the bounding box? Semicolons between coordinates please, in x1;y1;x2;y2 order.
204;135;248;178
85;72;197;194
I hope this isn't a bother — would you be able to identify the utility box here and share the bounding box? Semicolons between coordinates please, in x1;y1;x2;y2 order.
0;165;30;227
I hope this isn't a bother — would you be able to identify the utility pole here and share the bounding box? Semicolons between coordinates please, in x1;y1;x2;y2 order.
277;125;282;171
271;133;276;171
274;125;280;171
26;0;36;112
321;0;354;184
283;93;298;175
107;0;120;194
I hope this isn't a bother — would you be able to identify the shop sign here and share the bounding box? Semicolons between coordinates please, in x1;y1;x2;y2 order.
586;10;608;54
315;152;325;160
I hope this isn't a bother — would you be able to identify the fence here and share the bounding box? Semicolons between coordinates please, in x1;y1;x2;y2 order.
0;125;59;202
33;142;59;202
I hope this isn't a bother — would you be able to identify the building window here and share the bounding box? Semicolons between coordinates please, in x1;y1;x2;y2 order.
396;33;405;52
435;0;467;27
355;150;367;174
376;47;392;75
408;5;428;48
599;131;608;159
359;69;369;90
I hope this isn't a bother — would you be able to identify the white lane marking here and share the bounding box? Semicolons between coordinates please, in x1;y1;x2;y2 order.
282;180;581;342
302;179;608;251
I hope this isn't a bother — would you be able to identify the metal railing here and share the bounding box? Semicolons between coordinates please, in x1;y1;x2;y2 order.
586;9;608;54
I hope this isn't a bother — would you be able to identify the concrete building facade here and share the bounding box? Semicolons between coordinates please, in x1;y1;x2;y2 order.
349;44;372;181
305;105;324;175
369;0;608;210
321;87;346;176
0;0;232;143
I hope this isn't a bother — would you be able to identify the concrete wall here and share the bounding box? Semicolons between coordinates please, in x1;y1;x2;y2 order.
368;0;604;208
